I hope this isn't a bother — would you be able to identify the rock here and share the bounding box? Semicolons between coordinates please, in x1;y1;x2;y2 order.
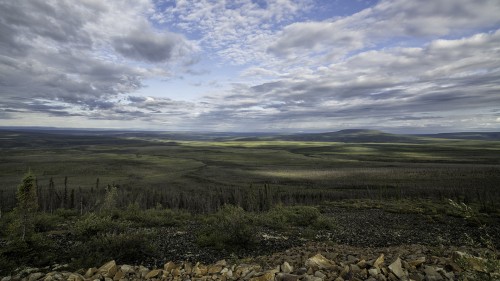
250;271;275;281
388;257;405;279
276;273;299;281
356;259;367;269
215;260;227;267
184;262;193;274
408;257;426;268
207;265;223;274
84;267;98;278
281;262;293;273
305;254;335;270
368;268;379;277
303;275;323;281
172;268;181;277
452;251;487;272
67;273;84;281
1;277;12;281
145;269;162;279
164;261;177;272
113;270;124;281
350;264;361;274
423;266;443;281
373;254;384;268
296;267;307;275
314;271;326;279
98;260;117;278
28;272;45;281
122;265;134;273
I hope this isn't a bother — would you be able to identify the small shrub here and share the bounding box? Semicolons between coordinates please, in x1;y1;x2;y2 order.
197;204;257;249
33;213;59;232
71;231;157;269
72;213;127;237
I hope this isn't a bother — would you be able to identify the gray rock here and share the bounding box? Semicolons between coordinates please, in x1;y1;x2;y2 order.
281;262;293;274
1;276;12;281
423;266;443;281
388;258;405;279
314;271;326;279
28;272;44;281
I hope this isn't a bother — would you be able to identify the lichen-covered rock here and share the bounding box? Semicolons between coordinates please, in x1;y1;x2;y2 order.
305;254;335;270
98;260;117;278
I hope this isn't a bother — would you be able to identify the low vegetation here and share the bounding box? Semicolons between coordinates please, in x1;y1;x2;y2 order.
0;130;499;275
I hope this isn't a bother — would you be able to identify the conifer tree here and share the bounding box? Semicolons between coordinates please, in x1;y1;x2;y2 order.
15;171;38;241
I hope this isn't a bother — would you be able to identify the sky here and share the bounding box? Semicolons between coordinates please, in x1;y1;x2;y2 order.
1;0;500;133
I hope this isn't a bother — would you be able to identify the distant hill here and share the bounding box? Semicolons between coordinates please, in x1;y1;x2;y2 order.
419;132;500;141
237;129;423;143
1;127;499;143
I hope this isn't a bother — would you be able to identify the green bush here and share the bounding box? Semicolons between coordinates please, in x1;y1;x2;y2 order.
258;205;335;231
197;204;257;249
33;213;60;232
71;231;157;269
72;213;128;237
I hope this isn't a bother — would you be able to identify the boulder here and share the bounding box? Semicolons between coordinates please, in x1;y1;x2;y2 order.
388;257;405;279
28;272;45;281
281;262;293;273
164;261;177;272
145;269;162;279
98;261;117;278
373;254;384;268
84;267;98;278
276;273;299;281
452;251;488;272
66;273;84;281
423;266;443;281
305;254;335;270
249;271;275;281
408;257;426;268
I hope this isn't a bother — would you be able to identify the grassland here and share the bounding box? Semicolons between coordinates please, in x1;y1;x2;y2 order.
0;129;499;213
1;129;500;274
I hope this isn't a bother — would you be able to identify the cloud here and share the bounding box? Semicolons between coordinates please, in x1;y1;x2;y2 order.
112;28;193;63
267;0;500;60
0;0;195;118
191;29;500;131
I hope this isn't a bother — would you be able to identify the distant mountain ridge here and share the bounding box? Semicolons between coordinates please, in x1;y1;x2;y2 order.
1;127;499;142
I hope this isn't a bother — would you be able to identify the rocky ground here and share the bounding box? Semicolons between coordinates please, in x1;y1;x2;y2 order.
1;243;498;281
2;207;499;280
136;206;500;267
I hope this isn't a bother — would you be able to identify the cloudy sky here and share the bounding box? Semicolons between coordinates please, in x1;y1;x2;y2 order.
1;0;500;133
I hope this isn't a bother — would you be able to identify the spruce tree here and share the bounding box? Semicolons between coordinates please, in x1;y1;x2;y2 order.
15;171;39;241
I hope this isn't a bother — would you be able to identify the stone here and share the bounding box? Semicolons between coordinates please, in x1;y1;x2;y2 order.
145;269;162;279
276;273;299;281
356;259;367;269
423;266;443;281
164;261;177;272
172;268;181;277
85;267;98;278
408;257;426;268
303;275;322;281
388;257;405;279
1;276;12;281
305;254;335;270
113;270;125;281
215;260;227;267
368;268;379;277
296;267;307;275
314;271;326;279
184;262;193;274
98;261;117;278
207;265;223;274
28;272;45;281
350;264;361;274
120;265;134;274
249;271;275;281
373;254;384;268
452;251;487;272
281;262;293;273
67;273;84;281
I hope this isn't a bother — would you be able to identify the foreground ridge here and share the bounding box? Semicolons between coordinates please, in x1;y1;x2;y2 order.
2;247;498;281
